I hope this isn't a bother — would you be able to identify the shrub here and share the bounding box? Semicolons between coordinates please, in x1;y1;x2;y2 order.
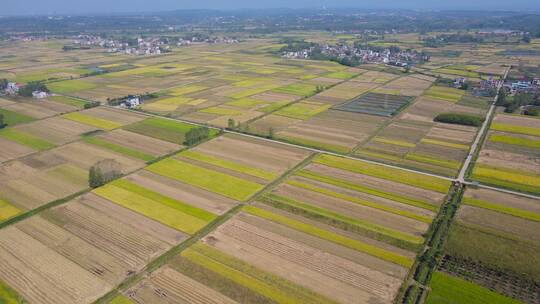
183;126;210;146
434;113;484;127
83;101;100;109
89;159;122;188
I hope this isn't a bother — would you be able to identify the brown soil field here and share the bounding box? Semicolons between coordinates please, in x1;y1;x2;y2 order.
399;97;452;122
208;110;263;128
304;163;446;205
457;205;540;243
205;216;403;303
180;111;219;124
414;142;467;162
311;77;343;84
378;76;433;96
248;114;301;134
82;107;146;125
46;193;182;269
493;114;540;129
351;71;398;83
0;137;34;162
38;100;79;113
0;225;111;304
464;188;540;215
126;266;237;304
426;126;475;144
272;183;429;236
476;63;507;75
476;149;540;174
16;116;97;145
52;141;144;171
288;175;436;219
0;98;14;107
377;121;430;143
191;134;311;175
319;82;378;101
2;102;60;119
251;91;298;103
127;170;238;215
98;129;181;157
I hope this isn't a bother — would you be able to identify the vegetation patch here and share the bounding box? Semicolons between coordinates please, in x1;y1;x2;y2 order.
83;136;154;162
0;108;35;126
48;95;86;108
313;154;451;193
420;138;469;150
199;107;243;116
179;150;276;180
243;205;413;267
426;272;519;304
434;113;484;127
147;158;263;201
272;83;318;96
324;71;358;79
424;86;464;102
373;137;416;148
63;112;121;130
124;118;216;144
405;153;461;170
0;280;24;304
48;79;97;93
0;199;21;222
334;92;414;117
275;101;330;120
0;128;55;150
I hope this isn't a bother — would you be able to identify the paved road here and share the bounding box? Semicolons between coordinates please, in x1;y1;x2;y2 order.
457;67;510;183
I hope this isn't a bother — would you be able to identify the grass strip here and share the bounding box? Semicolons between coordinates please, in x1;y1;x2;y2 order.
83;136;154;162
296;170;438;211
260;193;423;249
463;197;540;222
179;150;276;181
489;133;540;150
93;184;211;234
426;272;520;304
146;158;263;201
471;165;540;195
242;205;413;267
183;243;337;304
491;122;540;137
63;112;121;130
287;179;432;223
109;295;134;304
313;154;451;193
0;128;55;150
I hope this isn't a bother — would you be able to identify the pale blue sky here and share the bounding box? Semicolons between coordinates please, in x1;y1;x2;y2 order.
3;0;539;15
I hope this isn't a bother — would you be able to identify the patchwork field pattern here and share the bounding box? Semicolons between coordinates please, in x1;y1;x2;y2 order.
334;92;414;117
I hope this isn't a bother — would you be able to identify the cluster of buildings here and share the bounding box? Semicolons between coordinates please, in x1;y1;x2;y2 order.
282;43;427;67
1;82;49;99
71;35;168;56
505;78;540;94
176;36;239;46
118;96;142;109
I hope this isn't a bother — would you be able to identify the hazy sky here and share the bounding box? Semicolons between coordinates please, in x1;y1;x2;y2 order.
3;0;540;15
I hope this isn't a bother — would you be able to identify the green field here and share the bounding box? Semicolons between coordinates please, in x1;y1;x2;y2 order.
471;165;540;195
109;295;134;304
489;133;540;150
0;199;21;222
243;205;413;267
199;107;243;116
179;150;276;180
124;118;215;144
426;272;519;304
94;179;216;234
182;242;336;304
491;122;540;137
0;128;55;150
147;158;263;201
272;83;318;96
313;154;451;193
463;197;540;222
277;135;351;154
445;223;540;282
48;95;87;108
324;71;358;79
434;68;481;78
63;112;121;130
296;170;438;211
0;280;23;304
83;136;154;162
424;86;464;102
0;108;35;126
275;102;330;120
405;153;461;170
48;79;97;93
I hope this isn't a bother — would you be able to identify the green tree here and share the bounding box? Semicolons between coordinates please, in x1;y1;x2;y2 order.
89;159;122;188
0;113;5;128
0;79;8;90
227;118;236;130
268;127;275;139
183;127;210;146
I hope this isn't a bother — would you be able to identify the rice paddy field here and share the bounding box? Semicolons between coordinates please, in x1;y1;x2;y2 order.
470;113;540;194
114;153;451;304
436;187;540;303
0;34;539;304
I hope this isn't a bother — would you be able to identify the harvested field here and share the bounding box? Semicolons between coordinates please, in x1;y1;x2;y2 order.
15;116;98;145
0;137;34;162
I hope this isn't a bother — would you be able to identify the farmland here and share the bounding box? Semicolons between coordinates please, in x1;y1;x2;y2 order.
0;24;539;304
